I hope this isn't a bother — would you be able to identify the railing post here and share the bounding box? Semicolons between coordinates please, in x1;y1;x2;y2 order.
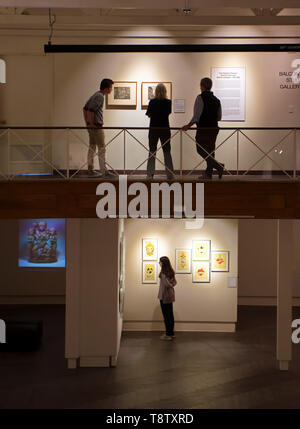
66;128;70;179
180;130;183;177
294;128;297;179
7;128;10;179
123;129;126;175
236;129;239;177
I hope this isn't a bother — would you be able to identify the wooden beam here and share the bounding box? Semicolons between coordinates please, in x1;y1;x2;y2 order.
0;179;299;219
0;1;299;10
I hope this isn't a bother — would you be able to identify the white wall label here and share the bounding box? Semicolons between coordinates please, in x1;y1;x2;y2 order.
174;99;185;113
211;67;246;121
0;59;5;83
228;277;238;288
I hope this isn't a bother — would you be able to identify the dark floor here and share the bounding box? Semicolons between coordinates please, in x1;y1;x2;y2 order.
0;305;300;409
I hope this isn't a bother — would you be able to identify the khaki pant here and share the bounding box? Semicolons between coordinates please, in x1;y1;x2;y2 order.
87;128;106;173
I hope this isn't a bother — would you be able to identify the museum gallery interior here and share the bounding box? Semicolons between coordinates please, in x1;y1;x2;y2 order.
1;0;300;410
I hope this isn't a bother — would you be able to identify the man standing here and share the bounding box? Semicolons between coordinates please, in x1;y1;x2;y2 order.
83;78;114;177
183;77;224;179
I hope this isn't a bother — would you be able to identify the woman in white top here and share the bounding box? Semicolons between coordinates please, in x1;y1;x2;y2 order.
158;256;177;341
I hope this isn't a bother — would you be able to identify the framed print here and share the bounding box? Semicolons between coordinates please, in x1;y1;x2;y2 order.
106;81;137;109
142;238;158;261
141;82;172;109
192;240;211;261
192;261;210;283
175;248;191;274
142;262;158;284
211;251;229;272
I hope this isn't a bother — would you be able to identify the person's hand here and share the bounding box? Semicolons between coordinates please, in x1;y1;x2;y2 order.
182;124;190;131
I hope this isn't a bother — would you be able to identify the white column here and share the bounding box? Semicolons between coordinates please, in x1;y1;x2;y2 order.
65;219;81;369
276;219;293;371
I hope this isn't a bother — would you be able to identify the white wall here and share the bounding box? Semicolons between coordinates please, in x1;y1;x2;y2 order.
65;218;123;367
123;218;238;332
238;219;300;306
1;47;300;173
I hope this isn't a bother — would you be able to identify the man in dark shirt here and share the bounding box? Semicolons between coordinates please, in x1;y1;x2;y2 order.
183;77;224;180
83;78;114;177
146;84;175;180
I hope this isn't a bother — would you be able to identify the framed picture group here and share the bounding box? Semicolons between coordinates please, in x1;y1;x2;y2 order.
106;81;172;110
141;238;230;285
175;240;230;283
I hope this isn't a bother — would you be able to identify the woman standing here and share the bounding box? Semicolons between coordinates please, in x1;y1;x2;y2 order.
158;256;177;341
146;84;175;180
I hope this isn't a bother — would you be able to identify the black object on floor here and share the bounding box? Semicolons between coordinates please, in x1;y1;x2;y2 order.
0;320;43;352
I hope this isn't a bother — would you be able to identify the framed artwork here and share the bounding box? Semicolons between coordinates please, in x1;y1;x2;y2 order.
211;251;229;272
175;248;191;274
142;238;158;261
192;240;211;261
141;82;172;109
192;261;210;283
106;81;137;109
142;262;158;284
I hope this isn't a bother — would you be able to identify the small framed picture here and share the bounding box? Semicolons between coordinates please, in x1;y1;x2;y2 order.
211;251;229;272
142;262;158;284
192;240;211;261
142;238;158;261
175;248;191;274
106;81;137;109
192;261;210;283
141;82;172;109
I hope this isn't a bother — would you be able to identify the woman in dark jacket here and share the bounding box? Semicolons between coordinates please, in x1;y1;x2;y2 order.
146;84;175;180
158;256;177;340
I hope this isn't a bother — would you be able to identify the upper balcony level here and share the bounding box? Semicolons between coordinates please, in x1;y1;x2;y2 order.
0;126;300;219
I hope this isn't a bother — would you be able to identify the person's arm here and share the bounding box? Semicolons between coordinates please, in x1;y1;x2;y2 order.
85;110;95;127
83;108;89;126
182;95;203;131
146;99;153;118
166;276;177;288
218;103;222;121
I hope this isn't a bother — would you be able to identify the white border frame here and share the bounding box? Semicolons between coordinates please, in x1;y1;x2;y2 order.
192;240;211;261
175;248;191;274
211;250;230;272
142;261;158;284
142;238;158;261
192;261;211;283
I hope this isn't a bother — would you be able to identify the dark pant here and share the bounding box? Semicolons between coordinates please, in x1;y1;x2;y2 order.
160;300;174;336
147;130;174;177
196;129;222;177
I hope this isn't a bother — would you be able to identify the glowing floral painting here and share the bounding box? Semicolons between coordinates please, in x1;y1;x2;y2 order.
211;251;229;272
175;249;191;273
192;240;210;261
142;239;158;261
192;261;210;283
142;262;157;284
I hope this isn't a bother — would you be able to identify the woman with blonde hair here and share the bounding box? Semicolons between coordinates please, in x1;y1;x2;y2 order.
146;83;175;180
158;256;177;341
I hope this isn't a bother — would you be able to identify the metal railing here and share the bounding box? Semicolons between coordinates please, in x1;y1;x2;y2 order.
0;126;299;180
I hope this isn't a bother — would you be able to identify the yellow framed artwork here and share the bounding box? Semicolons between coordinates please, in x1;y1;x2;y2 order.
192;240;211;261
211;251;229;272
175;248;191;274
192;261;210;283
142;238;158;261
142;262;158;284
